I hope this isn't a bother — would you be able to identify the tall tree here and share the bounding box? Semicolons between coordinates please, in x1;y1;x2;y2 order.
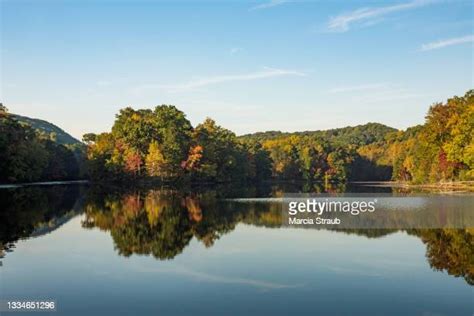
145;141;167;178
152;105;192;177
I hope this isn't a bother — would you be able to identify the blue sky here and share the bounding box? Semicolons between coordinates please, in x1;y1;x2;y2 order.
1;0;473;139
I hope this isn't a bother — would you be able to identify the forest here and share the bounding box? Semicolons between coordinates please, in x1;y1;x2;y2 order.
0;104;83;183
0;89;472;184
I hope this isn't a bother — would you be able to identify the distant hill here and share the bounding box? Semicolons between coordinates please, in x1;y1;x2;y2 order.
238;122;397;147
12;114;82;146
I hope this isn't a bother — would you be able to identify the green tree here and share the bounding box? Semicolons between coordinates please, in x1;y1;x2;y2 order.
190;118;246;182
82;133;97;144
152;105;192;177
0;109;48;182
112;107;155;156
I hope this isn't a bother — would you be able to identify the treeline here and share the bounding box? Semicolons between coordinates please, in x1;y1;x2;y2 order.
83;90;473;184
83;105;394;183
240;123;395;182
83;106;264;182
1;90;471;184
239;121;395;146
358;89;474;183
0;104;83;183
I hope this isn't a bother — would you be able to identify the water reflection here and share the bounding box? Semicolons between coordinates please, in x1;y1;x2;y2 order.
0;186;82;259
1;183;472;285
411;229;473;285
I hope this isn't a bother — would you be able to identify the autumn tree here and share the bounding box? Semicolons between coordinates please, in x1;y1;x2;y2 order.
182;145;203;172
145;141;167;178
82;90;473;184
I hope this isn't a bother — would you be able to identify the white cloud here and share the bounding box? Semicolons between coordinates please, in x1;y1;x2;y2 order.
420;34;474;51
249;0;287;11
327;0;434;32
96;80;112;87
133;67;306;94
230;47;243;55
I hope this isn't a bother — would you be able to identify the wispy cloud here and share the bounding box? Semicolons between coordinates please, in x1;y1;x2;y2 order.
134;265;303;290
96;80;112;87
230;47;243;55
329;83;388;93
249;0;287;11
134;67;306;94
327;0;434;32
420;34;474;51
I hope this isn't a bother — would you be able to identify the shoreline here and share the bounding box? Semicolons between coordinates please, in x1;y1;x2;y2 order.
0;180;89;189
1;179;473;191
354;181;474;191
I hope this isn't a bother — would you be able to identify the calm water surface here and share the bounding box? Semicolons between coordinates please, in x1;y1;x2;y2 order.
0;184;472;316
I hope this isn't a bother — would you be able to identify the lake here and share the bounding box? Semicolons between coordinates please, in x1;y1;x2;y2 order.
0;183;472;316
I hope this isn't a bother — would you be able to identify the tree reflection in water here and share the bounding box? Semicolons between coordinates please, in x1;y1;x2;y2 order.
81;188;473;285
0;184;472;285
0;185;81;259
411;229;473;285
